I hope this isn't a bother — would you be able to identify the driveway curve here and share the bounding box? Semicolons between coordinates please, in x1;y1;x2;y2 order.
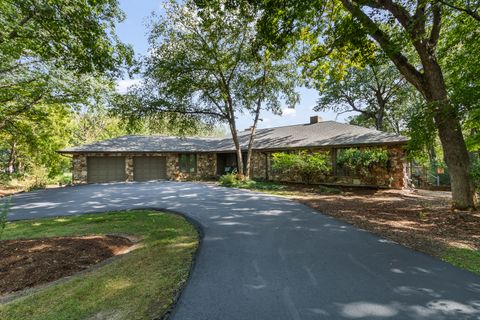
5;182;480;320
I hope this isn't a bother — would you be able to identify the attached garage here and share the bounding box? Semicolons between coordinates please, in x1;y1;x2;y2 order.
133;156;167;181
87;156;126;183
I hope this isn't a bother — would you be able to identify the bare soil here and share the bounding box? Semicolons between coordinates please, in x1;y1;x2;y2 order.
280;186;480;256
0;188;21;197
0;235;134;295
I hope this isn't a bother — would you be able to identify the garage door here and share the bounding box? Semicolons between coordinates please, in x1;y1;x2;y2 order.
87;157;126;183
134;156;167;181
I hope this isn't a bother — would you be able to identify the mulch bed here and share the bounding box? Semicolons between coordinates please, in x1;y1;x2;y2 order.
0;235;134;296
281;186;480;256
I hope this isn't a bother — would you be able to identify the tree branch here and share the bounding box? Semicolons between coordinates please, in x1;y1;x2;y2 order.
341;0;426;93
0;10;36;44
437;0;480;21
429;2;442;47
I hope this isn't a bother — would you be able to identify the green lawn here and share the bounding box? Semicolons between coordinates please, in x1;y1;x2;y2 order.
442;247;480;276
0;210;199;320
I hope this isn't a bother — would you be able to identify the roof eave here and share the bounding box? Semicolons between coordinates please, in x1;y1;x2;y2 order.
58;139;408;154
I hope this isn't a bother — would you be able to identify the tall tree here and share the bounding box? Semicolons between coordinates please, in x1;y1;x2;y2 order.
0;0;133;182
316;57;412;133
122;0;298;178
239;51;299;176
0;0;133;131
239;0;477;208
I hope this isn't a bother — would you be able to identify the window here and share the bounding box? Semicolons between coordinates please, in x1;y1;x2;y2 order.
179;154;197;173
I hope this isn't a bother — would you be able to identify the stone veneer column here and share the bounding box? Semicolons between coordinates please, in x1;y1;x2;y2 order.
166;154;179;179
72;154;87;184
125;155;134;181
197;153;217;178
251;151;267;180
388;145;408;189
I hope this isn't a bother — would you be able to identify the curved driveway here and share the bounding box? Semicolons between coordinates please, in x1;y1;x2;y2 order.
6;182;480;319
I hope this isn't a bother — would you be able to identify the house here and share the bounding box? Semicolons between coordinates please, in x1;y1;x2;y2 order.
59;116;409;188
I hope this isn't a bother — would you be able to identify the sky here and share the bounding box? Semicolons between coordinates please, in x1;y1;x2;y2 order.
115;0;352;131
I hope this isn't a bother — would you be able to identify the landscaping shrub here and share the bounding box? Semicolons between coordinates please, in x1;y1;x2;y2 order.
54;173;73;186
219;172;238;187
272;151;331;184
219;174;285;191
336;148;388;176
242;180;285;191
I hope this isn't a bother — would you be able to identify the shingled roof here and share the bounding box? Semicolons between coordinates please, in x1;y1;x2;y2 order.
59;121;408;154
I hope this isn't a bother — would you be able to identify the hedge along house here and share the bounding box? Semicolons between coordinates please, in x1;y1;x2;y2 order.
59;116;409;188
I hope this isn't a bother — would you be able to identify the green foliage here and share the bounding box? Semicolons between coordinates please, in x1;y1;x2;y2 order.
0;0;133;187
272;151;331;184
0;0;133;133
316;56;414;133
244;0;479;207
219;172;239;187
219;173;285;190
438;13;480;152
471;155;480;191
244;181;285;191
51;173;73;186
118;0;299;176
0;197;11;239
442;247;480;276
336;148;388;175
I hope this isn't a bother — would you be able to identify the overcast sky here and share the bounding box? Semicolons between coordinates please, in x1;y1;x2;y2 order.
116;0;352;130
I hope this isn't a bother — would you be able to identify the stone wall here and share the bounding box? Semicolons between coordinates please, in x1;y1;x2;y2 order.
250;152;268;180
387;146;408;189
72;154;87;184
198;153;217;177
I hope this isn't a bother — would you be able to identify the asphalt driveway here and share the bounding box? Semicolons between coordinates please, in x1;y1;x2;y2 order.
5;182;480;319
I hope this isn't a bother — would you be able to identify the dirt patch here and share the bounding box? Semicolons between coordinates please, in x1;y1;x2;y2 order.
278;185;480;256
0;235;135;296
0;188;22;198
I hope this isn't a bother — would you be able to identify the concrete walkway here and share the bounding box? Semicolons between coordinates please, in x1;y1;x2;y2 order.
6;182;480;319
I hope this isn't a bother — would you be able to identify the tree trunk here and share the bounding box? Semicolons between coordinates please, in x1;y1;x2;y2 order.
339;0;476;208
7;141;16;174
374;91;386;131
427;144;436;166
245;99;263;179
422;64;476;209
229;121;244;176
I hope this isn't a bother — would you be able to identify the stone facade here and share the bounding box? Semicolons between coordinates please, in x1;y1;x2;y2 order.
126;156;134;181
71;144;408;189
387;146;408;189
169;153;217;181
259;145;408;189
250;152;268;180
72;154;87;184
72;152;218;183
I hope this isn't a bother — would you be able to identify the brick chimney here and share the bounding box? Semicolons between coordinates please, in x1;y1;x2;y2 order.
310;115;321;124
